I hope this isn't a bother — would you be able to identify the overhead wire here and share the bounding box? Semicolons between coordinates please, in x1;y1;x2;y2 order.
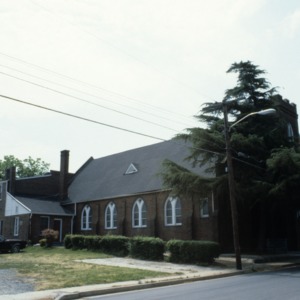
0;93;224;156
0;94;166;141
1;94;265;170
0;65;224;152
0;51;196;125
0;70;181;132
0;63;195;128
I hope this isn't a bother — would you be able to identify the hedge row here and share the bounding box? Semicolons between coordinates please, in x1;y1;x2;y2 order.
166;240;220;264
64;234;130;256
130;236;165;260
64;234;220;263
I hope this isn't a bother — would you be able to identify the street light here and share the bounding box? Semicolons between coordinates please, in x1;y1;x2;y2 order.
223;105;276;270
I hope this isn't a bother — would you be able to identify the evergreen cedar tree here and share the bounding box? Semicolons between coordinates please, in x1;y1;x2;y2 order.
161;61;300;248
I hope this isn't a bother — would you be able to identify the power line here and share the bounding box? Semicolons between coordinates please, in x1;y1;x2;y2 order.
0;93;223;158
0;51;195;124
0;70;182;132
0;63;194;128
0;94;166;141
1;93;264;170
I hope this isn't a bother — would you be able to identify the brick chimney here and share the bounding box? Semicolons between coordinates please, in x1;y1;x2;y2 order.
59;150;69;201
5;166;16;195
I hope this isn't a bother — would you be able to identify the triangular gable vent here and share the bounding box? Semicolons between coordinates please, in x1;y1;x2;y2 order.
125;163;138;175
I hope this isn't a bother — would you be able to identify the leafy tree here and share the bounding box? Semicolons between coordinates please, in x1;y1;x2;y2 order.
161;61;299;251
0;155;50;180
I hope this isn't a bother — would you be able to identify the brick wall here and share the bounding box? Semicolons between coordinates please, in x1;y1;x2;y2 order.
30;215;73;243
73;190;218;242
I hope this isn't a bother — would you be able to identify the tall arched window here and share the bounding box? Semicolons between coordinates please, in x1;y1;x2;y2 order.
105;202;117;229
81;205;92;230
132;198;147;228
287;123;294;142
200;198;209;218
165;196;182;226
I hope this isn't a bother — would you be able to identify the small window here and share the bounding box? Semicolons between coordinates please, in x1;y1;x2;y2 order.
132;198;147;228
81;205;92;230
201;198;209;218
14;217;20;236
40;216;50;232
105;202;117;229
165;196;182;226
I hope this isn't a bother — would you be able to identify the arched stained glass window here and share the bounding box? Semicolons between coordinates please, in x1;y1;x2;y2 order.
81;205;92;230
105;202;117;229
132;198;147;228
165;196;182;226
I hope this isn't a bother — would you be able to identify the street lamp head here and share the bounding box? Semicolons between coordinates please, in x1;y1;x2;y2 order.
256;108;276;116
229;108;277;131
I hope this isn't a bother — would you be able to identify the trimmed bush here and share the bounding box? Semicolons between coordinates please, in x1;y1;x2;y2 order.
166;240;220;264
70;235;86;250
64;234;72;249
99;235;130;257
84;235;102;251
129;236;165;261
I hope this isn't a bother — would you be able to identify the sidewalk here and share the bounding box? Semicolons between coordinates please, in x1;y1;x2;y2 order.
2;254;300;300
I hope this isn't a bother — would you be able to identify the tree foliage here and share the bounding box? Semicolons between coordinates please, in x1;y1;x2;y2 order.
161;60;299;202
0;155;50;180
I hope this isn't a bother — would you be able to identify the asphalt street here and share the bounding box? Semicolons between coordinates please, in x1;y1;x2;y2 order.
82;265;300;300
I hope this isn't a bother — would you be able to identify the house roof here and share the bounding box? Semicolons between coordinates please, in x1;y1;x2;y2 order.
15;197;74;216
68;140;214;203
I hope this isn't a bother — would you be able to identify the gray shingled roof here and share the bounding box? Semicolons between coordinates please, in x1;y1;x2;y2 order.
68;140;214;203
16;197;74;216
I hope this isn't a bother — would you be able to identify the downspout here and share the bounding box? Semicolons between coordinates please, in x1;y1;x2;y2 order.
71;203;76;234
28;213;32;243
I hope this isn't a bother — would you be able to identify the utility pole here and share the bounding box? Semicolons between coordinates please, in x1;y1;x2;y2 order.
223;103;242;270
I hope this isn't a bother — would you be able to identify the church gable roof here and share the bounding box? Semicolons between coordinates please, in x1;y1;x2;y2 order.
68;140;214;203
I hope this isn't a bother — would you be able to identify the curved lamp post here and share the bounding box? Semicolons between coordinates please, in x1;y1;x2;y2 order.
223;106;276;270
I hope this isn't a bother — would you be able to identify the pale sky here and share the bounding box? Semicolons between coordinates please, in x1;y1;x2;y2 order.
0;0;299;172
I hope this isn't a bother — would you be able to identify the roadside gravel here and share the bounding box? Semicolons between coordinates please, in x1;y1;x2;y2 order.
0;269;35;295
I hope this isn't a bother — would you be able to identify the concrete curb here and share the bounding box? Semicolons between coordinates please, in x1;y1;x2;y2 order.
56;270;244;300
2;257;299;300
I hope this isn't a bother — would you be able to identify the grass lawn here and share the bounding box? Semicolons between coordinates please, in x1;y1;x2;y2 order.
0;246;168;290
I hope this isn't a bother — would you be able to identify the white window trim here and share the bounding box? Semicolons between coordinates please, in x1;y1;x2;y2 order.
105;202;117;229
200;198;209;218
132;198;147;228
14;217;20;236
165;196;182;226
81;205;92;230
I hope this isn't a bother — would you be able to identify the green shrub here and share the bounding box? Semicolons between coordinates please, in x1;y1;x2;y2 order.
70;235;86;250
166;240;220;264
84;235;102;251
39;238;47;247
129;236;165;260
64;234;72;249
99;235;130;256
